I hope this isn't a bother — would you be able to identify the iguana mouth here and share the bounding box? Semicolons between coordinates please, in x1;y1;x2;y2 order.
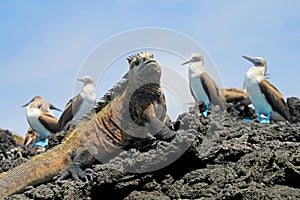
136;61;161;84
145;61;161;73
144;59;156;65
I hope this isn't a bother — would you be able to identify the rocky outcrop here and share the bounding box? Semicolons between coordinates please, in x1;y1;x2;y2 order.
1;97;300;200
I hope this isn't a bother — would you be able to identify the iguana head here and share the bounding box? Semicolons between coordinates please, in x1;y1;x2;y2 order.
127;51;161;87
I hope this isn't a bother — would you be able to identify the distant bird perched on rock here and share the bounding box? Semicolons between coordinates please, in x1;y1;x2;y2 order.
58;75;96;130
22;96;60;147
24;101;61;148
243;55;289;123
23;127;39;148
182;52;226;116
221;87;255;120
222;88;251;106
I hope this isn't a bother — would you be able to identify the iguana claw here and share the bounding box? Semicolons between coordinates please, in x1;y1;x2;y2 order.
58;162;93;182
177;129;197;138
167;119;183;131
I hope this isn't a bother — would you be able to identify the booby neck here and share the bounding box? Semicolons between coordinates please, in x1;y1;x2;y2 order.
246;66;266;82
189;61;205;77
80;83;96;102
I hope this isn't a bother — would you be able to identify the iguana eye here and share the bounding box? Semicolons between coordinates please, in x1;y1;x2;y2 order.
134;59;140;66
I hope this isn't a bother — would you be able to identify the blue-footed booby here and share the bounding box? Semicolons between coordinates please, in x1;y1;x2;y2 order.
58;75;96;130
22;96;60;147
243;55;289;123
182;52;226;116
24;101;61;148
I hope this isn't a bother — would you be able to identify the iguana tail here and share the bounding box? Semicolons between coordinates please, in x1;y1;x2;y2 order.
0;130;80;199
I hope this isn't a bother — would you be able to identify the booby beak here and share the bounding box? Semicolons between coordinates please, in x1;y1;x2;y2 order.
76;78;84;82
181;58;192;66
49;104;62;112
242;55;256;64
22;99;34;107
265;73;271;79
22;102;29;107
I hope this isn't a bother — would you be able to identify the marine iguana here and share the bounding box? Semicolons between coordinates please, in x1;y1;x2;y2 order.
0;51;195;198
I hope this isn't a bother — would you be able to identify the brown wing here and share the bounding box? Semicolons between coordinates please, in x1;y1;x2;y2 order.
38;113;59;133
259;79;290;121
200;73;226;110
57;94;83;130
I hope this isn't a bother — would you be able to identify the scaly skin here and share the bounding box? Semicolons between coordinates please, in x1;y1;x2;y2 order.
0;52;194;198
0;130;81;198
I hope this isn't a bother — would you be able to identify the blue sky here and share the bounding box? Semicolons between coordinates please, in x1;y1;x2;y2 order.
1;1;299;137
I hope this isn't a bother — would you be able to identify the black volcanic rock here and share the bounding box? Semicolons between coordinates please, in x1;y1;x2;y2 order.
287;97;300;123
0;129;30;174
1;97;300;200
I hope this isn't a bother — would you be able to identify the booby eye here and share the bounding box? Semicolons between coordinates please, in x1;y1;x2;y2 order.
254;59;262;66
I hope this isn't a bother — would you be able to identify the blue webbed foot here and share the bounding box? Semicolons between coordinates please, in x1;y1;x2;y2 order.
259;118;270;124
258;113;271;124
202;109;209;117
32;135;48;147
34;139;48;147
243;118;252;122
202;103;211;117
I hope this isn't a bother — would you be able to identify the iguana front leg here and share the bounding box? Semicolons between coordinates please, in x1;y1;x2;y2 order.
149;117;196;141
145;104;196;141
58;117;196;182
58;149;94;181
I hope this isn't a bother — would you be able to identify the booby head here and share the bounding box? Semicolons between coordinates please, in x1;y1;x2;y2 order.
243;55;267;76
22;96;44;108
127;51;161;85
40;102;62;113
242;55;266;67
77;76;95;86
182;52;205;76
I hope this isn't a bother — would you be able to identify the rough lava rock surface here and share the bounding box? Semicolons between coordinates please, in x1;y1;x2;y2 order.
0;129;30;174
1;97;300;200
